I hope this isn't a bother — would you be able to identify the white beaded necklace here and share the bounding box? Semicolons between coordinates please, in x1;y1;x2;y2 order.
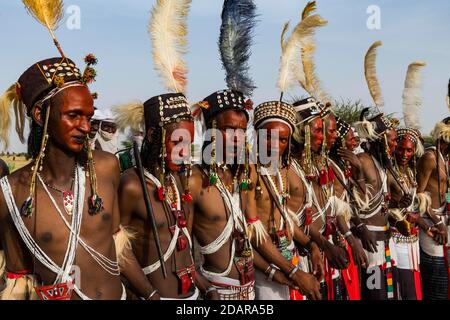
38;167;119;276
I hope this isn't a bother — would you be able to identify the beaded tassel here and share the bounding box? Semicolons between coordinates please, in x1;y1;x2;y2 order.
319;120;328;186
383;133;392;160
181;162;193;202
21;104;51;217
86;139;104;215
303;125;315;181
209;120;218;186
240;140;251;191
156;127;167;201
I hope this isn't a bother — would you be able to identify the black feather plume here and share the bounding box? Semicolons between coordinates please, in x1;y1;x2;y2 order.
219;0;257;97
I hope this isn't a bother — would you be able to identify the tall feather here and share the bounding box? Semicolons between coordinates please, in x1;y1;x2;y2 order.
402;61;426;130
112;101;145;133
149;0;191;93
364;41;384;109
219;0;257;97
22;0;65;56
277;20;307;94
301;1;317;20
0;84;26;149
299;12;329;103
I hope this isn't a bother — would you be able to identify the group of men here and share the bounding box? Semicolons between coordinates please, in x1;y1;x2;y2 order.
0;0;449;301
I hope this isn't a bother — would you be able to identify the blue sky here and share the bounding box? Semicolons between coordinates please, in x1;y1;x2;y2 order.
1;0;449;152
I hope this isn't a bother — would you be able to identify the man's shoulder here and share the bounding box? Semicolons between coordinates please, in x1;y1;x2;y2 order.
92;150;120;172
0;164;32;218
190;164;207;192
422;148;437;160
191;164;205;179
357;152;371;161
120;167;156;195
418;149;437;169
3;163;32;187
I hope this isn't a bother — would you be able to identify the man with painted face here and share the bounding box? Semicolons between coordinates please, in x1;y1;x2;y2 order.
354;109;412;300
288;97;350;300
417;116;450;300
251;100;323;300
115;93;216;300
188;90;322;300
323;113;369;300
387;128;430;300
0;55;143;300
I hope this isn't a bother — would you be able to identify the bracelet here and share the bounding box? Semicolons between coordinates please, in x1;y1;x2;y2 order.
288;265;299;279
205;286;218;296
343;231;353;239
264;265;271;275
146;289;158;300
434;220;444;227
267;267;277;282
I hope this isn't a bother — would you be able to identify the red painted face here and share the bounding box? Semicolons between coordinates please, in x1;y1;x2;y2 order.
345;128;359;152
386;129;398;157
310;118;324;153
46;86;94;154
165;120;194;172
215;110;248;162
395;137;415;166
261;121;291;160
325;115;338;150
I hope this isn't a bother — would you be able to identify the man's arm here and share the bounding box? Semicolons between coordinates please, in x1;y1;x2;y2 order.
242;167;321;299
416;151;448;243
417;152;441;223
292;226;324;281
115;167;159;300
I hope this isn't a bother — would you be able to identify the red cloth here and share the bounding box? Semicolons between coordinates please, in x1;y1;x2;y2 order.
6;270;32;279
324;255;335;300
290;288;304;300
413;270;422;300
341;244;361;300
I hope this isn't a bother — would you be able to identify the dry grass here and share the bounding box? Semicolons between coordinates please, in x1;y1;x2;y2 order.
0;155;30;173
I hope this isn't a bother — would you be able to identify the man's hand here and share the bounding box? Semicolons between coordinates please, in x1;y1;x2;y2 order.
309;244;324;281
291;270;321;300
430;223;448;245
337;149;362;173
204;289;220;300
323;241;349;270
354;224;378;253
272;269;297;289
347;236;368;268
